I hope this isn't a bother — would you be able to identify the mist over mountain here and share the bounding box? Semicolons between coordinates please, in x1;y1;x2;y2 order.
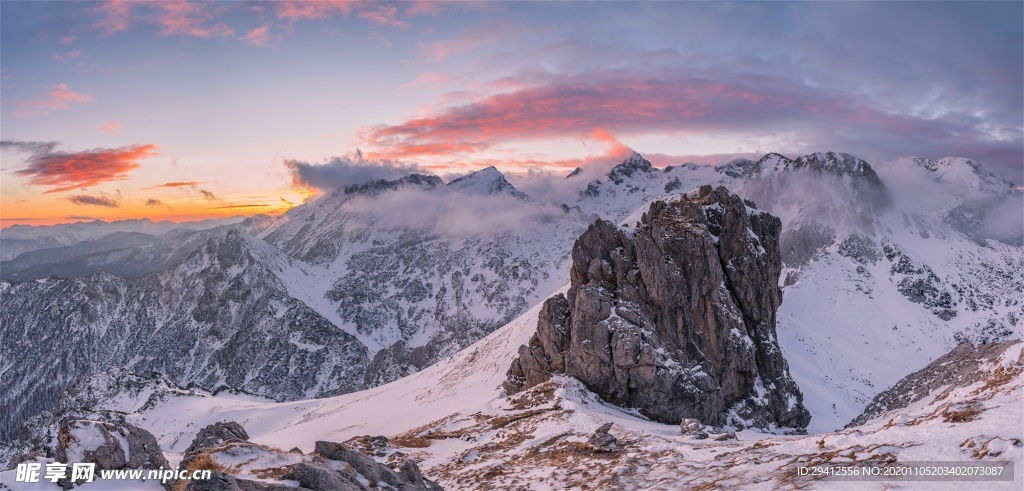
1;151;1021;488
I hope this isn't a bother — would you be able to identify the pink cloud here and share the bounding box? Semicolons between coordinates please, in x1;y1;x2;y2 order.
95;0;133;35
154;1;234;38
242;25;273;47
100;121;122;134
275;1;357;21
361;70;971;163
400;72;463;93
59;36;77;45
275;1;417;27
3;141;157;193
51;50;83;62
11;84;94;117
356;4;408;28
418;24;510;62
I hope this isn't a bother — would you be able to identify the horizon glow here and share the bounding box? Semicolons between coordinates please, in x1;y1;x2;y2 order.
2;1;1021;227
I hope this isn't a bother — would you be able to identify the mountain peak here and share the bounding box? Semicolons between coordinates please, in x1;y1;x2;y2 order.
607;152;654;183
911;156;1015;193
715;158;757;178
343;173;443;196
446;166;530;199
793;152;882;182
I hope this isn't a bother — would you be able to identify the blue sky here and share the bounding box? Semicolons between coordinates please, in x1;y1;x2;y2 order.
1;1;1021;225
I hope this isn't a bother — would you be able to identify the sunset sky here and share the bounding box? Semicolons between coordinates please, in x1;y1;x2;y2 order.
1;1;1022;226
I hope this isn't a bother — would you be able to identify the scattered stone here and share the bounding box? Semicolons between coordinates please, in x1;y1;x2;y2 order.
679;418;708;440
588;423;618;452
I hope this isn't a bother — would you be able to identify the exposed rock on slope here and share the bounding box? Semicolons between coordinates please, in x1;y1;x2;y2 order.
847;340;1023;427
505;185;810;429
54;419;168;489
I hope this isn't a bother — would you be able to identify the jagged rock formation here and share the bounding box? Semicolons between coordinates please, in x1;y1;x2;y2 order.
505;185;810;430
847;340;1023;427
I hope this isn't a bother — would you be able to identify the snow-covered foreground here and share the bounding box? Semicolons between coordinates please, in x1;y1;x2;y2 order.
13;288;1018;490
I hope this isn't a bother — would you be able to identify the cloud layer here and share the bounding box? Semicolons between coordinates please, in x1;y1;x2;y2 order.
2;140;156;193
285;153;425;190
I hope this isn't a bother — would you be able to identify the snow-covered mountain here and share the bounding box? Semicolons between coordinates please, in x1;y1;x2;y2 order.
1;150;1020;466
0;215;273;282
0;229;371;440
0;216;245;262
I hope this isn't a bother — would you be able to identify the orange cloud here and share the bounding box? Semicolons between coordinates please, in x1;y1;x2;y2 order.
145;181;204;189
213;204;270;209
3;140;156;193
588;129;632;159
100;121;121;134
11;83;93;117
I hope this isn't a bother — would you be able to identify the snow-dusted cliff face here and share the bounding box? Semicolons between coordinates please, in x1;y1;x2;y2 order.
0;230;369;439
2;151;1021;447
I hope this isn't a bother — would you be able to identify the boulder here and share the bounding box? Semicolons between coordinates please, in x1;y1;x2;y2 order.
587;423;618;452
54;419;168;489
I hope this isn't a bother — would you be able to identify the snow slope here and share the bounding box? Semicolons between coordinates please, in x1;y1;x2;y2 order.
25;292;1022;490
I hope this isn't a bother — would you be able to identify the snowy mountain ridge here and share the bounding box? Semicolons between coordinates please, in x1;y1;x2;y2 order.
1;150;1020;457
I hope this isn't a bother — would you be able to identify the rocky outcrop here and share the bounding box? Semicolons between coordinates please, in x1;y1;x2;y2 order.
847;340;1023;427
306;441;441;490
175;423;442;491
183;422;250;459
54;419;168;489
505;185;810;430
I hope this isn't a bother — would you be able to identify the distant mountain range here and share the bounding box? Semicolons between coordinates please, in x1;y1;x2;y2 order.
1;150;1020;444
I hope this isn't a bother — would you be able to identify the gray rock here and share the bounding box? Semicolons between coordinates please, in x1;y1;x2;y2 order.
53;419;168;489
315;440;400;486
282;458;365;491
175;421;251;490
505;186;811;430
185;471;242;491
313;441;442;490
587;423;618;452
184;421;250;457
